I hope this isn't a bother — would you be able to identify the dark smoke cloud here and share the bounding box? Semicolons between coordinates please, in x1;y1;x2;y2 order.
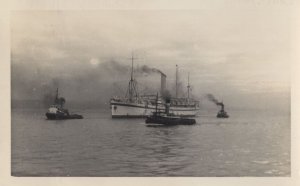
102;60;129;74
11;59;167;108
206;94;224;107
136;65;166;77
206;93;218;104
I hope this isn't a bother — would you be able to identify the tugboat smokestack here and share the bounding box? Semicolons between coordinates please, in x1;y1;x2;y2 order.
216;102;224;110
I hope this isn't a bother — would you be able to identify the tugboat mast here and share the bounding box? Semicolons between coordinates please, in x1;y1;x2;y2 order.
55;88;59;103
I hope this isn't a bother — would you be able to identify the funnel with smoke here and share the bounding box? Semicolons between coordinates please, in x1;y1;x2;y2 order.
162;90;172;103
206;94;224;108
135;64;167;96
136;65;166;76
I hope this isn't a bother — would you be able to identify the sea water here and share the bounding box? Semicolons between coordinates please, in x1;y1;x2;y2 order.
11;108;290;176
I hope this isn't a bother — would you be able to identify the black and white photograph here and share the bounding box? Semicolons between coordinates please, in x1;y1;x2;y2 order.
3;0;298;180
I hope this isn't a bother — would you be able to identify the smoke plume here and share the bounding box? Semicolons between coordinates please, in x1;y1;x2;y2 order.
136;65;166;77
206;94;224;107
11;59;168;108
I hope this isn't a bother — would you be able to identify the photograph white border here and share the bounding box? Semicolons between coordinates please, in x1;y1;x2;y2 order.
1;0;299;185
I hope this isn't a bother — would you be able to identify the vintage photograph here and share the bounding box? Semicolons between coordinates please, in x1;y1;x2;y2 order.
11;8;290;176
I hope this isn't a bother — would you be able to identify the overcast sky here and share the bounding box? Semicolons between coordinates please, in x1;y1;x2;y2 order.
11;7;291;109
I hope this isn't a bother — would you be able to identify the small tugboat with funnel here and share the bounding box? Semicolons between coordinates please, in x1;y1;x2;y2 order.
45;88;83;120
216;102;229;118
206;94;229;118
146;93;196;126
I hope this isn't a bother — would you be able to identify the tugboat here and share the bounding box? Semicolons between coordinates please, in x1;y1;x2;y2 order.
145;93;196;126
206;94;229;118
216;102;229;118
45;88;83;120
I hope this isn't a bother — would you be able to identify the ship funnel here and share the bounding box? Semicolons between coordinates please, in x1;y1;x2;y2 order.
217;102;224;111
160;73;167;96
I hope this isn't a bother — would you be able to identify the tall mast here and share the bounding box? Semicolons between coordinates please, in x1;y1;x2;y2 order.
187;72;190;100
130;52;134;81
55;88;59;102
175;64;178;98
126;52;138;102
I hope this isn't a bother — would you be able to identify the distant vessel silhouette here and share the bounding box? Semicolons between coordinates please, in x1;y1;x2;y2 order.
45;88;83;120
216;102;229;118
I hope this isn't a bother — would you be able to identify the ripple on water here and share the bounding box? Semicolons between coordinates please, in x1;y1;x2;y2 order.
12;109;290;176
264;169;280;175
252;160;270;165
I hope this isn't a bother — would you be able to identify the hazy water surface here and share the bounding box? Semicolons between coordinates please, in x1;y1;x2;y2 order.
12;108;290;176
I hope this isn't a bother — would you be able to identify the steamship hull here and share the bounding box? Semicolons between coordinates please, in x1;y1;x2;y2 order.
110;101;199;118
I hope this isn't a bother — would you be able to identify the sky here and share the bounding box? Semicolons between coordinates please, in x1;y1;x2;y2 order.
11;7;291;110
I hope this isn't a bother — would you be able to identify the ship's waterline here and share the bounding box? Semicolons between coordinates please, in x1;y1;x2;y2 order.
111;101;199;118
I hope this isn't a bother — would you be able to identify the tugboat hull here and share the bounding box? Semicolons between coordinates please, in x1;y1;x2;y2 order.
46;113;83;120
216;110;229;118
146;115;196;126
217;114;229;118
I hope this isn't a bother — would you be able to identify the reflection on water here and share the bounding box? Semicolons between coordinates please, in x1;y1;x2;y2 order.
12;109;290;176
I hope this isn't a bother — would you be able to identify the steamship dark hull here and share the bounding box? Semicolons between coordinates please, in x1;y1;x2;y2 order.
46;112;83;120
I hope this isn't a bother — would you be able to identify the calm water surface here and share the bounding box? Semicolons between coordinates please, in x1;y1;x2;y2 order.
12;108;290;176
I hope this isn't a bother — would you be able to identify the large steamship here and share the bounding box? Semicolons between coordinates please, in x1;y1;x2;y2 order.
110;56;200;118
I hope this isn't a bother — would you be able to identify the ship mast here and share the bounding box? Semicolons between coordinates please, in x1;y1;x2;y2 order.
187;73;190;100
55;88;59;103
175;64;178;98
130;53;134;81
126;53;138;102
